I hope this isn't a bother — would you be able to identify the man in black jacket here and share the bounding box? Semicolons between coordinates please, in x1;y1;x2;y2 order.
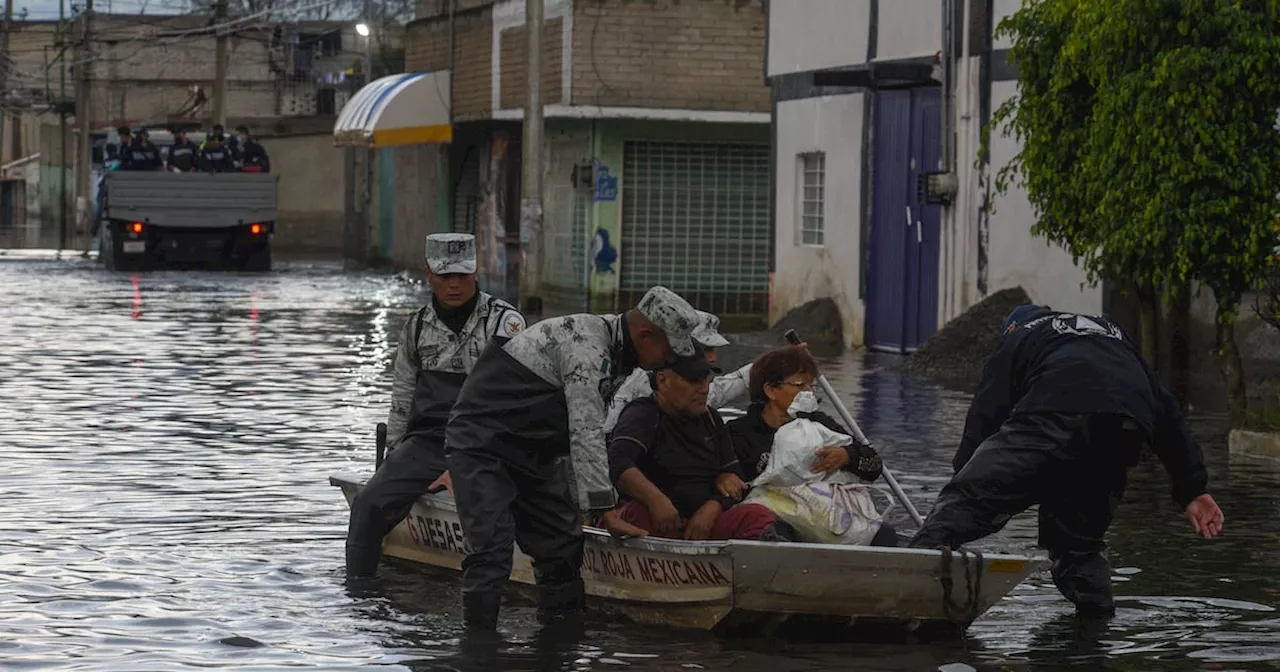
168;127;199;172
235;125;271;173
910;304;1224;617
198;134;236;173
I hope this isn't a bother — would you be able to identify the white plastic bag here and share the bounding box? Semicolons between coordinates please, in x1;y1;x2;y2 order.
745;481;892;546
750;417;855;488
745;417;890;545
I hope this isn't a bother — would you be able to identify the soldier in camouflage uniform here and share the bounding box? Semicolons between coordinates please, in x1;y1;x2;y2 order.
345;233;525;579
603;310;751;433
445;286;701;630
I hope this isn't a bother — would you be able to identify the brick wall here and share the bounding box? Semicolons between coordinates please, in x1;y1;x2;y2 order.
405;8;493;121
498;17;564;109
571;0;768;112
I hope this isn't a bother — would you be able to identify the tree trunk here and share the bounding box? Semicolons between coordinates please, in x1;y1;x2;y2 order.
1168;282;1191;412
1137;285;1159;370
1215;307;1247;428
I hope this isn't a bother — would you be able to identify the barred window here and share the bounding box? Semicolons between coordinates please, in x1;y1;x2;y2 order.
799;152;825;246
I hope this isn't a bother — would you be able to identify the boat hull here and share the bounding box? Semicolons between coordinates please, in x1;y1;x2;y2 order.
330;472;1045;634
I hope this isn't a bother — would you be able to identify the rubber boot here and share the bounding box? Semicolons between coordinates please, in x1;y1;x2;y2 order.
536;579;585;624
462;591;502;631
344;542;380;579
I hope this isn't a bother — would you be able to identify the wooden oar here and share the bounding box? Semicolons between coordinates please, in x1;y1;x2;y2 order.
784;329;926;527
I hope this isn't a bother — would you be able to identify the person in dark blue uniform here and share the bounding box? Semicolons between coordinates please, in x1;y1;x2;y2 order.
910;304;1224;617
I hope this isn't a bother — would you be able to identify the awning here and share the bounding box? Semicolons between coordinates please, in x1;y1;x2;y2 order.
333;71;452;148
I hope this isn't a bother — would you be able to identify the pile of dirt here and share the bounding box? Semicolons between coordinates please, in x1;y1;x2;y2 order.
899;287;1033;390
768;297;846;357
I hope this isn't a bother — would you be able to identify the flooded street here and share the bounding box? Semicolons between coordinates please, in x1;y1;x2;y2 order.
3;257;1280;671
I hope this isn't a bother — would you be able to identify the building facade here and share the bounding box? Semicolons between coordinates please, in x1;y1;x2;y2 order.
767;0;1100;351
370;0;772;320
1;15;390;252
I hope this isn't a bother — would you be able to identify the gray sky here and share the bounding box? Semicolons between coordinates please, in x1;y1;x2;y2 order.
20;0;187;20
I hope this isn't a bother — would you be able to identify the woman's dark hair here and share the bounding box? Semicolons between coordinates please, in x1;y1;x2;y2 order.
748;345;819;403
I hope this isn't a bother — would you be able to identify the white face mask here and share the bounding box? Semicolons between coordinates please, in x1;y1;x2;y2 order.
787;390;819;418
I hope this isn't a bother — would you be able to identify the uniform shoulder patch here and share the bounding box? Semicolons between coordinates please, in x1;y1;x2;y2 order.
497;310;526;338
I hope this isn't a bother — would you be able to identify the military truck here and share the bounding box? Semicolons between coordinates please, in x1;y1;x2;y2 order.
98;170;278;272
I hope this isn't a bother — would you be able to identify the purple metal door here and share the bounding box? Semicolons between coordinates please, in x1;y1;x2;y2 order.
866;90;913;353
905;87;942;350
866;87;942;353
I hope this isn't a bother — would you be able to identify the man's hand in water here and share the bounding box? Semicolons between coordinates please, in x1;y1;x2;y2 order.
428;471;454;496
1185;493;1224;539
598;509;648;539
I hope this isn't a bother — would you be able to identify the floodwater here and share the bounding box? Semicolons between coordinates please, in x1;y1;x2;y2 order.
2;255;1279;671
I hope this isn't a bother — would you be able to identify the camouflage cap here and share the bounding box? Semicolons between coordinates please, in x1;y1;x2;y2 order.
692;310;730;348
636;286;699;357
425;233;478;275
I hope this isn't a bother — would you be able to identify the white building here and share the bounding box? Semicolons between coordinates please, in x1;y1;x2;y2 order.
767;0;1100;352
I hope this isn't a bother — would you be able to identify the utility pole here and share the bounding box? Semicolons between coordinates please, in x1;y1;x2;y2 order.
518;0;544;314
58;0;67;252
75;0;92;252
212;0;227;128
0;0;14;166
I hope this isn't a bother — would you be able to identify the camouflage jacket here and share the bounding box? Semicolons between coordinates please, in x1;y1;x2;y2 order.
602;363;753;433
387;292;525;445
503;313;635;511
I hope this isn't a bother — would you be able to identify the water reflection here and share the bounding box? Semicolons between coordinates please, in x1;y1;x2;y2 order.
1;257;1278;670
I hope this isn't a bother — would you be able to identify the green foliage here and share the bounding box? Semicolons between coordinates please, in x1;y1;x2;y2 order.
1244;385;1280;431
990;0;1280;320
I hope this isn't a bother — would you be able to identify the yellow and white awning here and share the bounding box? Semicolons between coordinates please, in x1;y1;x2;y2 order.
334;71;452;148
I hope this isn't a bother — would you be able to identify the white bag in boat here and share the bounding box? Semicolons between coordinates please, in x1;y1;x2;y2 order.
745;481;893;546
750;417;854;489
745;417;890;545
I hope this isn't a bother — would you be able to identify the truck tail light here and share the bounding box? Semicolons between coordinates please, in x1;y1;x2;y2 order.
249;223;263;235
130;222;143;234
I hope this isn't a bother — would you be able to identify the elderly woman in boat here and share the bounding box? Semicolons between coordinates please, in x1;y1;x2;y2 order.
724;345;899;547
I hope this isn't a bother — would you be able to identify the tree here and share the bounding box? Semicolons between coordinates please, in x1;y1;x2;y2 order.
990;0;1280;427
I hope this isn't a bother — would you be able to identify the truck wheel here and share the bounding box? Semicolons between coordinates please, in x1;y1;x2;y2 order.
101;225;148;272
240;245;272;272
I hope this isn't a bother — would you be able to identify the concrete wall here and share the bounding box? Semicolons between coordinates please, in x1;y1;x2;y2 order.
0;112;42;165
541;120;592;313
260;133;345;255
9;17;363;130
877;1;942;62
772;93;867;347
389;144;445;270
766;0;869;76
983;81;1101;315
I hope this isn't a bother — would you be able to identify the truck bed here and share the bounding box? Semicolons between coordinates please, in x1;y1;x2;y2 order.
104;171;278;229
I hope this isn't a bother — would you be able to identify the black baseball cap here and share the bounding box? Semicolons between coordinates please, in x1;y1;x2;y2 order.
663;344;720;381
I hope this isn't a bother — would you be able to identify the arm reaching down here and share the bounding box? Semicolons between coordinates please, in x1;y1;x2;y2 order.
1151;385;1209;509
560;337;620;513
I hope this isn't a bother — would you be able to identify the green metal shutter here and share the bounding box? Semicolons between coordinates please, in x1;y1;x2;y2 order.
620;140;771;318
